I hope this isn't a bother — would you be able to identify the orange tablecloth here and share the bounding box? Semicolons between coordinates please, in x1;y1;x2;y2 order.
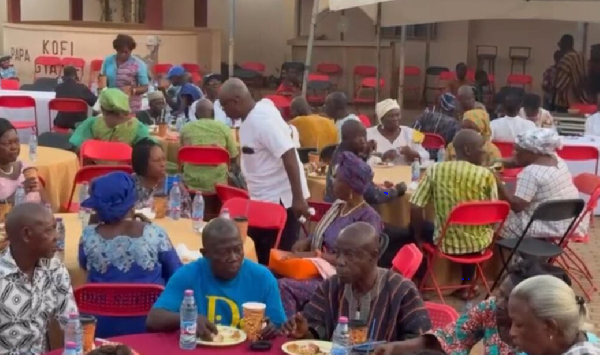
19;144;79;211
58;213;258;287
307;165;423;227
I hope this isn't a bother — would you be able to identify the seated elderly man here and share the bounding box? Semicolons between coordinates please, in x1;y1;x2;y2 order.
283;222;431;342
0;203;78;354
136;91;166;125
180;99;239;192
289;97;338;148
146;218;285;340
411;129;498;299
456;85;486;120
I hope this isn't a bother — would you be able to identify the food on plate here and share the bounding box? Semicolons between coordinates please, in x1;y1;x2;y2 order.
286;343;327;355
207;327;243;343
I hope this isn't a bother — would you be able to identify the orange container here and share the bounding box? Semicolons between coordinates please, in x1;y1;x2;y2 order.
268;249;320;280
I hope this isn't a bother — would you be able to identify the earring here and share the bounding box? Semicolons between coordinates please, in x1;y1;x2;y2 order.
549;335;554;341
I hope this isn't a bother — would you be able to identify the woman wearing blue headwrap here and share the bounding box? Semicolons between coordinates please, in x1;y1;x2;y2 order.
77;171;182;338
277;151;383;317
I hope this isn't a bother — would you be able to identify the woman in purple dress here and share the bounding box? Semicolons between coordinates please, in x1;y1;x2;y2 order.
278;151;383;316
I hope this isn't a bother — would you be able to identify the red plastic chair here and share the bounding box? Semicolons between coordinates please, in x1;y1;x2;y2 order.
264;95;292;119
182;63;201;74
0;95;38;134
404;66;421;101
88;59;104;87
507;74;533;89
80;140;133;166
353;65;383;111
306;73;332;107
222;197;287;248
548;173;600;300
153;63;173;80
557;145;600;175
74;283;164;317
358;114;371;128
215;183;250;204
178;146;230;195
61;57;85;77
48;98;88;133
300;201;333;238
62;165;134;212
240;62;266;75
422;133;446;150
438;71;456;81
420;201;511;304
34;56;62;80
391;243;423;279
493;141;522;183
317;63;343;86
0;79;20;90
570;103;597;116
425;302;459;329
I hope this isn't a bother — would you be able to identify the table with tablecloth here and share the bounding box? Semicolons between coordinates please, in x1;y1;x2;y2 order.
45;333;289;355
307;165;432;228
19;144;79;211
58;213;258;287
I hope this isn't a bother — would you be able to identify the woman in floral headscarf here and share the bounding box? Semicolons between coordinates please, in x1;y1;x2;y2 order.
446;109;501;166
69;88;151;151
277;151;383;317
497;128;587;239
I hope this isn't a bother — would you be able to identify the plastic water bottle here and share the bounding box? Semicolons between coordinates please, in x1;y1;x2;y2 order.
78;183;89;220
28;134;37;162
220;208;231;220
63;341;78;355
180;290;198;350
169;182;182;220
411;158;421;182
56;217;66;252
64;313;83;355
14;185;26;205
91;81;99;96
191;193;205;231
437;146;446;162
331;316;350;355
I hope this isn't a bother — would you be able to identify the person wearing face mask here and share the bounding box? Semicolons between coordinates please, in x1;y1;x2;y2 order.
374;260;572;355
508;275;599;355
367;99;429;165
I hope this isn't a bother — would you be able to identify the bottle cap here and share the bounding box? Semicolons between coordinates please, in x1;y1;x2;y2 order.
65;342;77;349
68;312;79;319
184;289;194;296
338;316;349;323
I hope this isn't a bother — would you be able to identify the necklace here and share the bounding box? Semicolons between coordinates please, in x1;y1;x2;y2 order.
340;201;367;217
0;164;13;175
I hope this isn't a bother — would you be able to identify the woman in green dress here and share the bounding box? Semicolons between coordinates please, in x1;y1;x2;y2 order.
69;88;150;150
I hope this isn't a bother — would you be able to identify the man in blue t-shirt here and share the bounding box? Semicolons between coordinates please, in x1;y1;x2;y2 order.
146;218;285;340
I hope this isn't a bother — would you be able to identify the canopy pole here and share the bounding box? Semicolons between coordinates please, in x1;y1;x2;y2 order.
302;0;320;97
375;4;382;103
398;25;407;106
228;0;236;78
422;23;432;105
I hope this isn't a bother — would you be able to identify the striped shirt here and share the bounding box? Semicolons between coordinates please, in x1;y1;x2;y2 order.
410;161;498;254
302;268;431;342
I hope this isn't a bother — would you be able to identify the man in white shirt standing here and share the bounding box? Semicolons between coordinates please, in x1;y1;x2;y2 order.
491;93;536;142
219;78;310;264
324;92;360;142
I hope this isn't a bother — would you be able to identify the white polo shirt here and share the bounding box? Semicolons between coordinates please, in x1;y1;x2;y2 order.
240;99;309;208
490;115;537;142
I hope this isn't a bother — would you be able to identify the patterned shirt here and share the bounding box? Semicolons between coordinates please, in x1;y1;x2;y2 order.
502;158;588;239
431;298;515;355
413;111;460;159
0;67;16;80
303;268;431;342
564;342;600;355
410;161;498;254
0;248;78;355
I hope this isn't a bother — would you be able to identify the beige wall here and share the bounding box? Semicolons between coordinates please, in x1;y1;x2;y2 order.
3;23;221;84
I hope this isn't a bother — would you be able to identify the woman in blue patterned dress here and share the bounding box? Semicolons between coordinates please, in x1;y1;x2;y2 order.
277;151;383;317
78;171;182;337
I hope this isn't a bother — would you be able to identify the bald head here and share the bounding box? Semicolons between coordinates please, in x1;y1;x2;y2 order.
341;119;365;141
324;92;349;120
202;217;240;249
335;222;380;284
218;78;254;120
194;98;214;119
290;97;312;118
6;203;57;260
457;85;474;98
452;129;485;165
338;222;379;251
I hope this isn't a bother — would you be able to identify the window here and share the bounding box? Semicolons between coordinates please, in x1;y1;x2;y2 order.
381;24;437;40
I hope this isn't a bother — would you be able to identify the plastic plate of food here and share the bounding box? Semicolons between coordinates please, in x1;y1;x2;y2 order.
197;325;246;347
282;340;332;355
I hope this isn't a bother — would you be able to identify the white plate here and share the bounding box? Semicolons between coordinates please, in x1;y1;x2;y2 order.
197;325;247;347
282;340;333;355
